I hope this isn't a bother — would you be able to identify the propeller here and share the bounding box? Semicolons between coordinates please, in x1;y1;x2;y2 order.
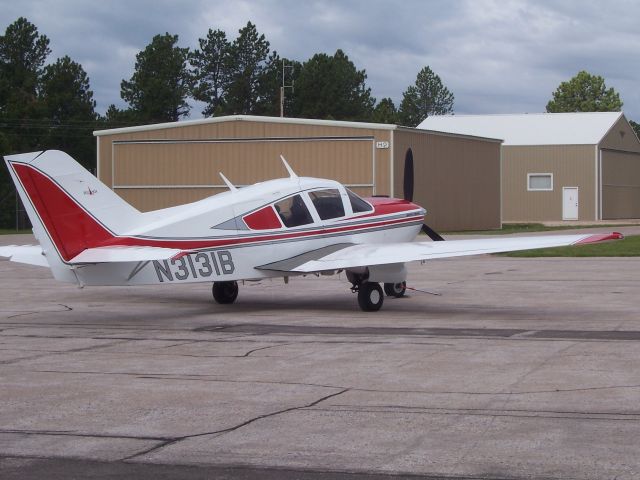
403;148;445;242
421;223;445;242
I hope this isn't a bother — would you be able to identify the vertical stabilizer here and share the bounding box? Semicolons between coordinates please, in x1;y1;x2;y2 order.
4;150;142;281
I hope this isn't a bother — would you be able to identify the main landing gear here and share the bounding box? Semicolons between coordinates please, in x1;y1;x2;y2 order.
357;282;384;311
348;271;407;312
212;281;239;304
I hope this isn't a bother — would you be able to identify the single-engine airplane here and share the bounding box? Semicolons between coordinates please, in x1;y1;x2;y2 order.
1;150;623;311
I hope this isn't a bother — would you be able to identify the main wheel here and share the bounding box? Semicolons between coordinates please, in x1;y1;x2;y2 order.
357;282;384;312
212;281;239;304
384;281;406;298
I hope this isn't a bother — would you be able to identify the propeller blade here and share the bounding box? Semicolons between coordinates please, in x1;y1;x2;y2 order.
421;223;445;242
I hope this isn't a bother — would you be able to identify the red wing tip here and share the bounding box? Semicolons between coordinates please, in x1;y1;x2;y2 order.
575;232;624;245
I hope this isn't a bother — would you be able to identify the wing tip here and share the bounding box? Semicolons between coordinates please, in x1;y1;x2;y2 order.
574;232;624;245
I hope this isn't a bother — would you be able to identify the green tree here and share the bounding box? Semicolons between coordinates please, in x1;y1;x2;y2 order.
0;17;51;229
372;97;398;124
190;28;231;117
101;104;139;126
39;55;97;168
546;71;622;113
0;17;51;151
398;66;454;127
292;49;374;121
224;22;272;115
120;33;191;122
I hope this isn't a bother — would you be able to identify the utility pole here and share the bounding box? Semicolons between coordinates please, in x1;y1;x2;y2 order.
280;60;294;117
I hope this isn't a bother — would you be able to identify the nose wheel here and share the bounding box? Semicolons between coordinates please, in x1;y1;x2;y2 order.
357;282;384;311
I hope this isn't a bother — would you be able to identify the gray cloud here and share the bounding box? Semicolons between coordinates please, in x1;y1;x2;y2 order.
2;0;639;119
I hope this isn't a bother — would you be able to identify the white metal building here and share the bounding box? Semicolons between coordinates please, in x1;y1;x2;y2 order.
420;112;640;221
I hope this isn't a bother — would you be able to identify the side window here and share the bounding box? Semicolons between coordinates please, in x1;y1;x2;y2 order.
243;206;282;230
274;194;313;228
347;189;373;213
309;189;345;220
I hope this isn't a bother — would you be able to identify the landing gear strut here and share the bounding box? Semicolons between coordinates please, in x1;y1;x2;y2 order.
212;281;239;304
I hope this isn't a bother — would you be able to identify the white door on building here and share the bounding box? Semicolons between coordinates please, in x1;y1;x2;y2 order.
562;187;579;220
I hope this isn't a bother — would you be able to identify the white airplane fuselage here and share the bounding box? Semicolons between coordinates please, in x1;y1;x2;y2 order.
77;181;425;286
6;152;424;287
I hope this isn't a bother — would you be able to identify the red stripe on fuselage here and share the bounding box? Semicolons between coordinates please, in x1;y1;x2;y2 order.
11;162;424;260
102;215;425;251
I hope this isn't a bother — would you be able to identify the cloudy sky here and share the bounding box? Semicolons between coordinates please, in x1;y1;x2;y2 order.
3;0;640;120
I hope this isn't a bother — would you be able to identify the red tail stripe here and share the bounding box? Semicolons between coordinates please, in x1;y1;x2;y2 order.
13;163;114;261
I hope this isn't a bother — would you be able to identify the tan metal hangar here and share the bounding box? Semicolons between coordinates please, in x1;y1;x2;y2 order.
94;115;502;231
420;112;640;222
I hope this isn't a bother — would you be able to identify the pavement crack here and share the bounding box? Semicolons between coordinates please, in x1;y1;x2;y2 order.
242;342;292;357
120;438;181;461
122;388;349;461
0;339;133;365
6;312;38;319
190;387;350;438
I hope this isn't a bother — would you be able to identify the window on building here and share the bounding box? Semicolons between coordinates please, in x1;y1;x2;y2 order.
274;194;314;228
346;189;373;213
309;189;345;220
527;173;553;191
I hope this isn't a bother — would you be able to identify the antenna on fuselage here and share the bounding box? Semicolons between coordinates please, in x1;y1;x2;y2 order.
280;155;298;179
219;172;237;192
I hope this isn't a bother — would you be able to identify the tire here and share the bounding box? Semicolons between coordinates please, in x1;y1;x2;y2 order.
384;281;406;298
357;282;384;312
212;281;239;304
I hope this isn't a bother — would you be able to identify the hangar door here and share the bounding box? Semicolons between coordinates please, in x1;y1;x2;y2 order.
111;137;376;212
601;149;640;219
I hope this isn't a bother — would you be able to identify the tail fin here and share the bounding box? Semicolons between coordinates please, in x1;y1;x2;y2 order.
4;150;142;279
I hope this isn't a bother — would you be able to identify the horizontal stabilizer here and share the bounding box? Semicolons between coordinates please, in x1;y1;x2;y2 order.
0;245;49;267
69;246;184;264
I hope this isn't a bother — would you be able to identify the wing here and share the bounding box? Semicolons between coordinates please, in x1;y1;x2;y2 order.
0;245;183;266
258;233;623;272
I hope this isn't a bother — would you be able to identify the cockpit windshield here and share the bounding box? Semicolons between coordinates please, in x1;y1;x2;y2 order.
346;189;373;213
309;189;345;220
